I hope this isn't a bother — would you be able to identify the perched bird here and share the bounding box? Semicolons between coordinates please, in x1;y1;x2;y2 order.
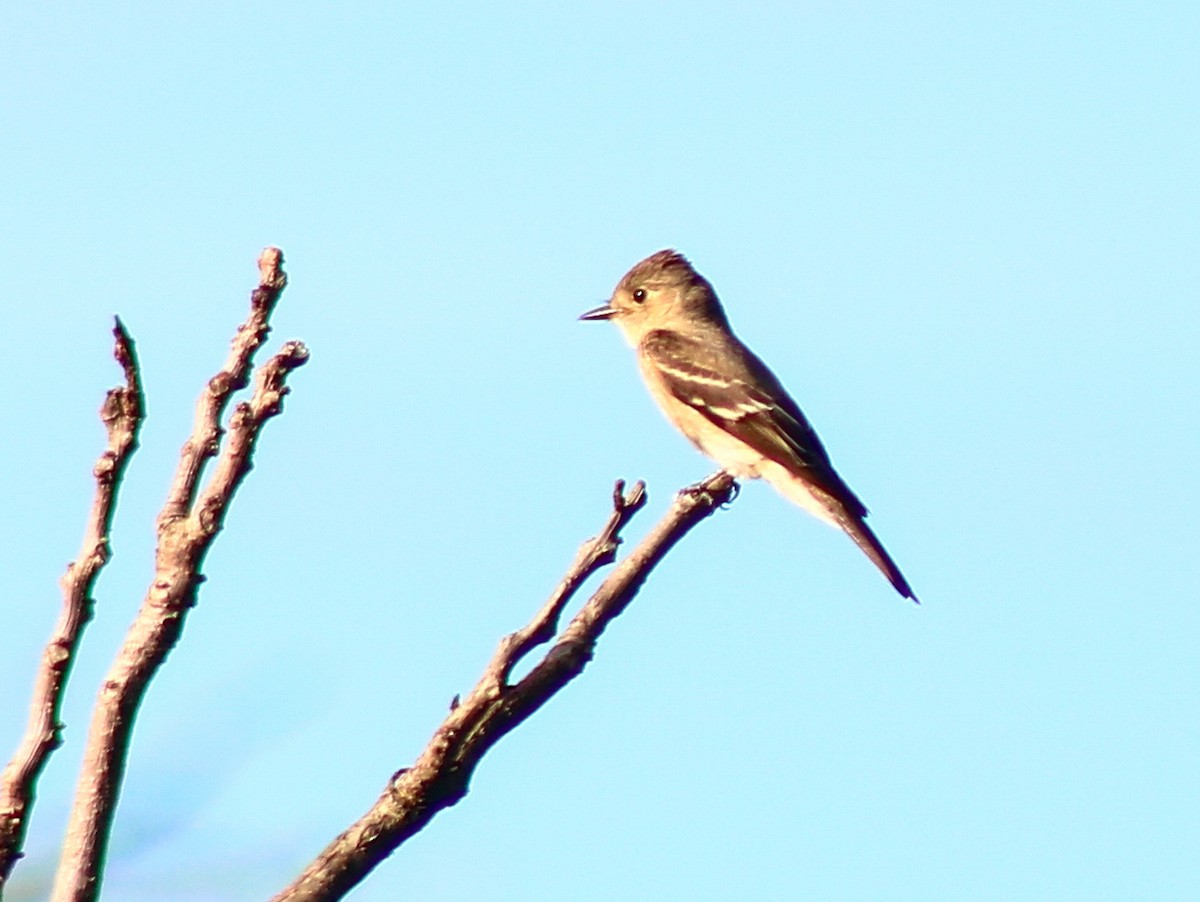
581;249;917;602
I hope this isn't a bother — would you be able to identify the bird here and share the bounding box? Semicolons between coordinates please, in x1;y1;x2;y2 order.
580;249;917;602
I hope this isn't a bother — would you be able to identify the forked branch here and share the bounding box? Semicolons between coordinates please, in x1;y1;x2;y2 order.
272;471;737;902
49;249;307;902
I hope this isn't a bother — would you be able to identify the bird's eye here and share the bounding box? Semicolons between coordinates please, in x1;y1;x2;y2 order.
632;288;647;304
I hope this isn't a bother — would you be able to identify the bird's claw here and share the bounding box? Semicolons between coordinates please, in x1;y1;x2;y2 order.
679;470;739;506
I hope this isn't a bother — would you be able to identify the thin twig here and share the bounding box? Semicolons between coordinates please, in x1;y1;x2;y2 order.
159;247;287;526
0;321;144;888
495;478;647;685
271;471;736;902
50;250;307;902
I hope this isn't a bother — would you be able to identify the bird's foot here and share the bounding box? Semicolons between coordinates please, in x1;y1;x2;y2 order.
679;470;739;506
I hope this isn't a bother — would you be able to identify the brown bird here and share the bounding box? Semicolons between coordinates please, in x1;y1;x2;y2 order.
581;249;917;602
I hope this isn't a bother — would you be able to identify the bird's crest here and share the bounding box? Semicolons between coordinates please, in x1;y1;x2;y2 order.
622;249;700;288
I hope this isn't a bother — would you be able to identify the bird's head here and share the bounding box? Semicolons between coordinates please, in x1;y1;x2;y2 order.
580;249;730;345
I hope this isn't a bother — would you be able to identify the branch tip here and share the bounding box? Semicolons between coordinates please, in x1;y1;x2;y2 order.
625;479;648;510
258;247;286;289
279;340;310;367
611;478;647;515
679;470;737;507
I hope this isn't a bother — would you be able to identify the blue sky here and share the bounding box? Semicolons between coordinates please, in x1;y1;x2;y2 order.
2;2;1197;899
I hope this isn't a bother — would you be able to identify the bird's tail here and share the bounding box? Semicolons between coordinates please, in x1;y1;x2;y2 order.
838;514;919;603
762;462;918;602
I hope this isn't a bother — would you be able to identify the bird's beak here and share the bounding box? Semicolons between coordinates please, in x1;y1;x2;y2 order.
579;303;617;321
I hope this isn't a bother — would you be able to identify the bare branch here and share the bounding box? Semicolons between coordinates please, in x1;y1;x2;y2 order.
271;471;736;902
0;321;144;888
50;250;307;902
159;246;287;526
494;478;647;685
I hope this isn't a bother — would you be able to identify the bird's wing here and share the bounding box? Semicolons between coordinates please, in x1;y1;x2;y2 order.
641;329;917;601
641;329;866;518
